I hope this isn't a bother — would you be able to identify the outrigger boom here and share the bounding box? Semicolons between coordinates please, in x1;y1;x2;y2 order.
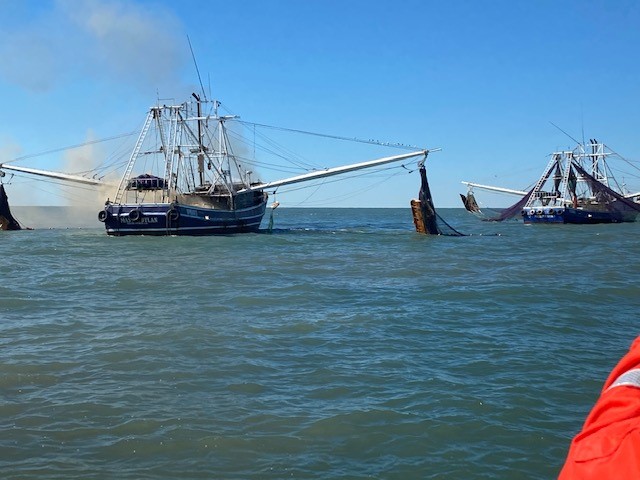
460;181;527;196
461;181;640;200
0;163;107;186
241;149;434;192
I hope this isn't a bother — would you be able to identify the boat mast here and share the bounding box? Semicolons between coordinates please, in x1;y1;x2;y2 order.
219;114;227;188
192;93;206;187
588;140;610;187
557;152;572;205
215;112;240;194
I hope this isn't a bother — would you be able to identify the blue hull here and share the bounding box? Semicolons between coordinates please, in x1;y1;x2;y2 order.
522;207;638;224
100;202;268;236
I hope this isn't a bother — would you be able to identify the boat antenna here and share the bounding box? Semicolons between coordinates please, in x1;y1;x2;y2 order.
581;103;586;149
550;121;582;147
187;35;207;100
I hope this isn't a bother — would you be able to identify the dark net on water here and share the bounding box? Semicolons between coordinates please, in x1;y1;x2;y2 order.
482;188;534;222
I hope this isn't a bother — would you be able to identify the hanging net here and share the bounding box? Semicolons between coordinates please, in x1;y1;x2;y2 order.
411;165;465;236
571;161;640;215
482;187;534;222
0;184;22;230
460;191;481;213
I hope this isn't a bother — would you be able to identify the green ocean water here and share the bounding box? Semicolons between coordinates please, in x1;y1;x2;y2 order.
1;207;639;479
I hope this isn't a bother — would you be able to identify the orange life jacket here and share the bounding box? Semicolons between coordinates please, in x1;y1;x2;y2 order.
559;336;640;479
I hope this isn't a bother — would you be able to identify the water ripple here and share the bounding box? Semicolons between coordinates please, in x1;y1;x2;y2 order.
1;209;639;478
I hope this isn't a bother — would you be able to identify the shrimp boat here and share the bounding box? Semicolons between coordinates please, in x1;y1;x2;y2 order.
0;93;430;235
461;140;640;224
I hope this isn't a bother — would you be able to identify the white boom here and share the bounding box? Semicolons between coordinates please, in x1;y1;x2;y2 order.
461;181;527;196
241;149;433;192
0;163;107;186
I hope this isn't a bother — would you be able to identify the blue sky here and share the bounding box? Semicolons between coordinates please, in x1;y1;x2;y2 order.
1;0;639;208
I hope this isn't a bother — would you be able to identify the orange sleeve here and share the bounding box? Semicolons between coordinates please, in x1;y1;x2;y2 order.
559;336;640;480
601;336;640;391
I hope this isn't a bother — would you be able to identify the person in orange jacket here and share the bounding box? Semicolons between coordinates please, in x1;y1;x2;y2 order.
559;336;640;479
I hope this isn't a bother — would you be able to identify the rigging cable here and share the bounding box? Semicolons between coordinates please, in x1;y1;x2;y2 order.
187;35;207;100
237;120;422;151
4;131;138;165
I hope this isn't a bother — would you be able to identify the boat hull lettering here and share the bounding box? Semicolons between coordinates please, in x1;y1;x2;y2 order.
104;202;267;236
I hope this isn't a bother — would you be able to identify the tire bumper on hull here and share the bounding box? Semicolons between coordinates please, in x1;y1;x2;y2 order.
522;207;638;224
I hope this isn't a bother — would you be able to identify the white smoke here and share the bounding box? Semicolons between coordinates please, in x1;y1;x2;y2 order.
0;139;34;206
0;138;22;163
60;130;114;208
0;0;193;210
0;30;62;92
60;0;186;91
0;0;187;93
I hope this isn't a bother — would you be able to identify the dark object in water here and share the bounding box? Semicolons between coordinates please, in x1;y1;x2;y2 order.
411;164;464;236
411;165;439;234
460;191;481;213
0;184;21;230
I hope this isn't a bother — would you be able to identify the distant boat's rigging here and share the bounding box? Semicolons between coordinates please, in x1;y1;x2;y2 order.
461;139;640;224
